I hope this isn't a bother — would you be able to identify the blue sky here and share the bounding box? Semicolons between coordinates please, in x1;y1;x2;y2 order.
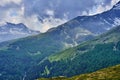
0;0;119;32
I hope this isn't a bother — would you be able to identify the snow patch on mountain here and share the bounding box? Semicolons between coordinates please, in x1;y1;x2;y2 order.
75;30;92;39
64;42;74;48
114;18;120;26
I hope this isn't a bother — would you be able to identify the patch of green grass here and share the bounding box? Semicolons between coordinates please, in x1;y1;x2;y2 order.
48;48;75;62
38;64;120;80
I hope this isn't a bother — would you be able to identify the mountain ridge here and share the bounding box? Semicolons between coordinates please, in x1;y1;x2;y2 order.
0;1;120;80
37;25;120;79
0;22;40;42
49;25;120;62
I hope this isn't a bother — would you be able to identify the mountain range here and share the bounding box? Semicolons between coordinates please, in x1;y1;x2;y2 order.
0;22;40;42
0;1;120;80
37;25;120;79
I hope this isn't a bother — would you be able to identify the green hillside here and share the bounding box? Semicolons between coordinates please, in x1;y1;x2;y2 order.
0;24;120;80
0;19;93;80
38;64;120;80
49;25;120;62
35;26;120;78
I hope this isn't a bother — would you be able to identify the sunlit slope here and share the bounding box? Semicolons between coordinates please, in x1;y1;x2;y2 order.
36;26;120;78
38;64;120;80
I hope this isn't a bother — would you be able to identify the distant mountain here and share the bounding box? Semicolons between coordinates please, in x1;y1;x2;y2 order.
38;64;120;80
0;1;120;80
0;22;40;42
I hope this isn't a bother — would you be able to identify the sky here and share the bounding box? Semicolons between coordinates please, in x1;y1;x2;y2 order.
0;0;120;32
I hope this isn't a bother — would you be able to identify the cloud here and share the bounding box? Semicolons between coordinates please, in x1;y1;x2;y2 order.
0;5;67;32
21;0;119;32
0;0;119;33
22;0;120;20
88;4;108;15
111;0;120;5
40;17;67;32
0;5;24;24
88;0;120;15
45;9;54;16
0;0;21;6
23;0;95;19
20;15;67;33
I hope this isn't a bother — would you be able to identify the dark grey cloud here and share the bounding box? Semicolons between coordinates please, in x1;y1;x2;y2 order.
22;0;115;19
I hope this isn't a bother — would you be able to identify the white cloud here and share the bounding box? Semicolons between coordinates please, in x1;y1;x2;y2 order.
22;15;42;31
0;5;67;33
89;5;106;15
22;15;67;33
45;9;54;16
82;11;88;16
0;0;21;6
1;5;24;24
89;0;120;15
21;15;67;33
40;17;67;32
111;0;120;5
0;20;6;26
0;8;41;32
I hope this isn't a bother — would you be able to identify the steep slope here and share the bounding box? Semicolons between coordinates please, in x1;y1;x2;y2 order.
49;25;120;62
0;22;40;42
46;1;120;35
62;1;120;34
0;27;93;80
36;25;120;79
0;1;120;80
38;64;120;80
